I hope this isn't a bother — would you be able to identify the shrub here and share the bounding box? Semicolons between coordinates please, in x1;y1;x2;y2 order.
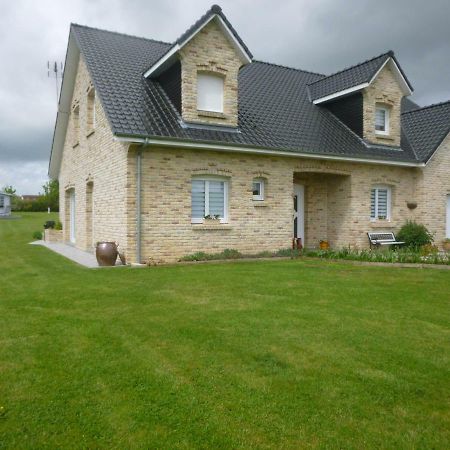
55;221;63;230
32;231;42;240
396;221;433;249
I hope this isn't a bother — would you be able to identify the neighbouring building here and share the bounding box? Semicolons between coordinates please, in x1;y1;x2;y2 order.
0;192;12;217
49;5;450;263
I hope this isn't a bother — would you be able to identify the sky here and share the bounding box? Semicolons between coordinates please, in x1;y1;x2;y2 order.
0;0;449;194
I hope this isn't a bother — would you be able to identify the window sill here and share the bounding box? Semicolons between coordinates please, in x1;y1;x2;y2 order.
197;110;226;119
86;129;95;138
370;220;396;228
192;223;232;230
253;201;268;207
374;133;394;141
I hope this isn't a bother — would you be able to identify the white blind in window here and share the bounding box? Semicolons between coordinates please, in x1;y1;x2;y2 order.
197;74;224;112
375;108;386;131
377;189;388;218
192;180;205;218
371;187;389;219
208;181;224;217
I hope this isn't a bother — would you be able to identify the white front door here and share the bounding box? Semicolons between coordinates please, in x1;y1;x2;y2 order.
446;195;450;238
69;190;76;244
294;184;305;245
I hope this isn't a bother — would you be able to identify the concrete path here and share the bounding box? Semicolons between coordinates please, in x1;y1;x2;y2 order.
30;240;111;268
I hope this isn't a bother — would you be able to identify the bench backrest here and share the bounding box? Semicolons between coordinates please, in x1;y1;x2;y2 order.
367;232;397;243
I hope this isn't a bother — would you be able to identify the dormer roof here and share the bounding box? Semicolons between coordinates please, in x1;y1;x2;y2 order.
308;51;413;104
143;5;252;78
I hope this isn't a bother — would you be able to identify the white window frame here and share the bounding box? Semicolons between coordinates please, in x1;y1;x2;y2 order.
370;185;392;221
375;105;390;135
191;176;229;224
197;73;224;113
252;179;265;201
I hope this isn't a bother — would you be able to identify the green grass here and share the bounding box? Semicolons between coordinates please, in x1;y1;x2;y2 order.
1;213;449;448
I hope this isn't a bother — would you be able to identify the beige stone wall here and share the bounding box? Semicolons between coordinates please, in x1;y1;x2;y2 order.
416;132;450;247
127;147;418;263
362;64;404;146
58;56;130;252
179;18;242;127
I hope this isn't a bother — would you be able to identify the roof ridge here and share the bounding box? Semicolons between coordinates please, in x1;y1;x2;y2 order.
402;98;450;115
306;50;393;86
70;23;171;46
253;59;324;77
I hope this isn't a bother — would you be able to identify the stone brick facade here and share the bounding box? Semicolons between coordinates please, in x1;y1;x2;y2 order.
362;64;403;146
59;57;130;252
179;18;242;127
123;147;418;263
416;133;450;246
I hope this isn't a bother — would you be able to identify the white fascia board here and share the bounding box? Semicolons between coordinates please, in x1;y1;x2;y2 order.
48;32;79;179
114;135;424;168
143;44;180;78
144;14;252;79
369;57;412;96
312;83;369;104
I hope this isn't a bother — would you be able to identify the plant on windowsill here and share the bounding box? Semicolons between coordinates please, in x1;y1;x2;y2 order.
203;214;221;224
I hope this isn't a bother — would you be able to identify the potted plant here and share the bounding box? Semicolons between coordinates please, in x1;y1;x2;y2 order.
203;214;221;224
319;240;329;250
443;239;450;252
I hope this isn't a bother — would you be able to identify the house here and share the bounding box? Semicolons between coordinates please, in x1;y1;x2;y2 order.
0;192;12;217
49;4;450;263
21;195;40;202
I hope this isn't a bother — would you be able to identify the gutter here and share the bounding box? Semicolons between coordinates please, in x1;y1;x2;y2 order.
116;135;425;168
135;140;149;264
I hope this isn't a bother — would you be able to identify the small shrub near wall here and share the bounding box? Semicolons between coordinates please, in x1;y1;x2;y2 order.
396;221;434;249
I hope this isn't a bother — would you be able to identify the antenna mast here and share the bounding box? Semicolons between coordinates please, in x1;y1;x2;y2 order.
47;61;63;107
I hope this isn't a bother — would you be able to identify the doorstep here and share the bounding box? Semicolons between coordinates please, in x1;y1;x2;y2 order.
30;240;125;268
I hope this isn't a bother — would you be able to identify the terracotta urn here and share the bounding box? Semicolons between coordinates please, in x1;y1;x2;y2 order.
319;240;330;250
96;241;118;266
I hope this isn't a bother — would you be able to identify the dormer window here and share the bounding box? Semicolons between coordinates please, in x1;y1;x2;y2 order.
197;73;224;113
375;105;390;135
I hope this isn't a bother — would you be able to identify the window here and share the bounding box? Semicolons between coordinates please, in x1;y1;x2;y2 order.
191;178;228;223
87;88;96;131
375;105;389;135
197;73;224;113
371;186;391;220
72;104;80;144
252;179;265;201
0;196;4;208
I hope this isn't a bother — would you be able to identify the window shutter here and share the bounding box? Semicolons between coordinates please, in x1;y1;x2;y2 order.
197;74;224;112
191;180;205;218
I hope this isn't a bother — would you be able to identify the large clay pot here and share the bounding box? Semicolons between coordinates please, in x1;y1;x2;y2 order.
96;241;118;266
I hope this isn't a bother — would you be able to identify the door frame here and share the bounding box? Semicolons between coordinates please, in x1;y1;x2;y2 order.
69;190;76;244
294;184;305;245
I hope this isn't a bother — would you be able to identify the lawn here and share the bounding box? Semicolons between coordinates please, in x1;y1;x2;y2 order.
1;213;449;448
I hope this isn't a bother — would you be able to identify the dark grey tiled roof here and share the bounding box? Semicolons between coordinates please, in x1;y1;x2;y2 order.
402;101;450;162
307;51;413;102
70;24;446;164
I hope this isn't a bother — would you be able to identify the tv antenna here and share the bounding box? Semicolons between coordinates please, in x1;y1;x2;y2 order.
47;61;63;107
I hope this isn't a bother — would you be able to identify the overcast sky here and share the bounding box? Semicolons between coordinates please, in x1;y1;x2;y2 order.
0;0;449;194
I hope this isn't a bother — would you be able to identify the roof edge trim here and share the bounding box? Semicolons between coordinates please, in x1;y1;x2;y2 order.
114;135;424;168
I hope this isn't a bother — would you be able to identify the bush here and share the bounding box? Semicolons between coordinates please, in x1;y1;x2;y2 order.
32;231;42;240
396;221;434;248
55;221;63;230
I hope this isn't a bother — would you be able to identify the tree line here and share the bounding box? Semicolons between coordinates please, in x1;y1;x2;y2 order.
2;180;59;212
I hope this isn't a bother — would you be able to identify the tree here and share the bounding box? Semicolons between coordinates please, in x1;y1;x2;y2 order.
41;179;59;212
2;185;16;195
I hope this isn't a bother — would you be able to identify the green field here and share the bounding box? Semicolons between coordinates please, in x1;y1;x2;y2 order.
1;213;449;448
